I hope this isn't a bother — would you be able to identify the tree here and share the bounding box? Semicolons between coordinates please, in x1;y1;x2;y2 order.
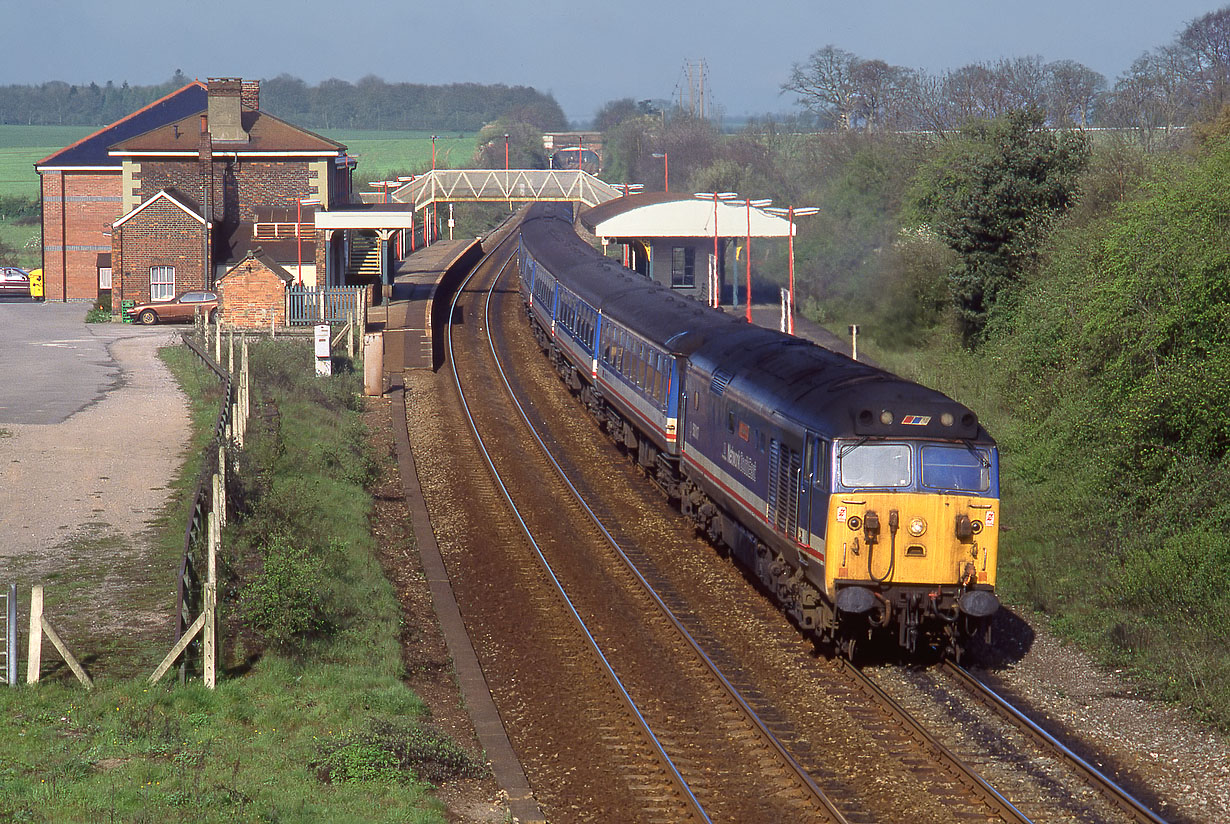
783;46;861;129
1179;6;1230;109
783;46;917;131
908;108;1090;341
474;119;547;169
1045;60;1106;127
594;98;641;131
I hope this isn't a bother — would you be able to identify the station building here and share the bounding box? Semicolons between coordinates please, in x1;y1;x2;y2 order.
35;78;356;305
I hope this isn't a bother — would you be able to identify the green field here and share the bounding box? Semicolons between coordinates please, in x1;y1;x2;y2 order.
0;125;97;197
318;130;476;181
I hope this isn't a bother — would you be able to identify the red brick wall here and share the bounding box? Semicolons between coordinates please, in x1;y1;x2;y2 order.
217;259;287;330
135;158;316;223
40;170;123;301
113;201;208;306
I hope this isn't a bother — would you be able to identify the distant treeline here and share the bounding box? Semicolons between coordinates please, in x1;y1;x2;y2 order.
0;71;568;132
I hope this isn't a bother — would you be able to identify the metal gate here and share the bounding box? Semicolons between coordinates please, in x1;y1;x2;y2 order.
1;584;15;686
286;286;366;326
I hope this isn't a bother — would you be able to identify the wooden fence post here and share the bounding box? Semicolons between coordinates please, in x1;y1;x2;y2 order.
217;443;227;527
26;585;41;684
26;586;93;689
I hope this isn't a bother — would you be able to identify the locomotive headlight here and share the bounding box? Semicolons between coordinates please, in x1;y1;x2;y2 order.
941;412;955;427
880;410;894;425
908;517;927;537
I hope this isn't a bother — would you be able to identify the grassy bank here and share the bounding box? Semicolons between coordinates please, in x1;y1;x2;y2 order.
0;339;476;822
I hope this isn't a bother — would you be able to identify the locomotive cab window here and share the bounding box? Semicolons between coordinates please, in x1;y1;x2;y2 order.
920;445;991;492
838;442;911;488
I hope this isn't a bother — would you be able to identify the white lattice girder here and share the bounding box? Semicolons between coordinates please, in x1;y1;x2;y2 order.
389;170;623;209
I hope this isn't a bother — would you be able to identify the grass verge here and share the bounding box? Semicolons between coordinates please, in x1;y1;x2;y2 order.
0;338;478;822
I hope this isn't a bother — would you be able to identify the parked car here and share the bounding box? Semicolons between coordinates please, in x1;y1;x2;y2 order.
0;267;30;296
131;291;218;324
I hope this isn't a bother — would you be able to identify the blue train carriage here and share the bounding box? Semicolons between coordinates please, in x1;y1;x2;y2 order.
679;325;1001;658
591;291;698;486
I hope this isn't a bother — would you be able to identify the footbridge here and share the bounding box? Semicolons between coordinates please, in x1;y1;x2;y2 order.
387;169;623;209
311;169;624;291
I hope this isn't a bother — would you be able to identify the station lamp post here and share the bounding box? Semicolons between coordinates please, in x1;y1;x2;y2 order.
765;205;819;335
431;136;438;244
695;191;736;308
296;197;321;286
651;152;669;192
739;198;772;323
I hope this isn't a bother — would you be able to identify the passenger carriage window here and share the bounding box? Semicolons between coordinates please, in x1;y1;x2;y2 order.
727;407;736;433
921;445;990;492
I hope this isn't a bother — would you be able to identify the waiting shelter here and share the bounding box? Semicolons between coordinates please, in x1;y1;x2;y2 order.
580;193;794;307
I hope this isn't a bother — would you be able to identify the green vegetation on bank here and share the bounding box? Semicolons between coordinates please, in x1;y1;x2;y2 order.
0;340;477;823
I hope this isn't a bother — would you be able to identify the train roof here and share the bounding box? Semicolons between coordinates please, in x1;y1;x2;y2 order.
687;323;992;443
519;204;993;445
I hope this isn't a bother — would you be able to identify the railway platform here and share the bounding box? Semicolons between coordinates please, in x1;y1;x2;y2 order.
366;239;483;376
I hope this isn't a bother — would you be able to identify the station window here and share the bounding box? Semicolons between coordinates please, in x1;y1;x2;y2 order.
671;247;696;288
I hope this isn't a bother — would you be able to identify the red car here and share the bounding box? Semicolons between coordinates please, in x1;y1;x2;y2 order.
131;291;218;324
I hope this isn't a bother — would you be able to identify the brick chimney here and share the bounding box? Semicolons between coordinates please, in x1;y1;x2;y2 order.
206;77;247;142
241;80;260;111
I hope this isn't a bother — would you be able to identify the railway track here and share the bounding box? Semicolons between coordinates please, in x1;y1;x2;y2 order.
406;211;1182;822
448;229;847;822
941;662;1170;824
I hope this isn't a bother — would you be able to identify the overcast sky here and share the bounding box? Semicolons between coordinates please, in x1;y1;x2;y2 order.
5;0;1226;122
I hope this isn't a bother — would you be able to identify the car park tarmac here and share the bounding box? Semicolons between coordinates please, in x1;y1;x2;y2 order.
0;302;190;645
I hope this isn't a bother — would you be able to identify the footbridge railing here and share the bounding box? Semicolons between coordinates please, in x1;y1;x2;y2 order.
389;169;623;210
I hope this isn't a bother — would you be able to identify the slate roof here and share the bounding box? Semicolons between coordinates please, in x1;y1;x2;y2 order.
109;108;345;155
35;82;208;169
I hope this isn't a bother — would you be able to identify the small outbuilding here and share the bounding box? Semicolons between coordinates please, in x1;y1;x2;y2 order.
216;248;293;330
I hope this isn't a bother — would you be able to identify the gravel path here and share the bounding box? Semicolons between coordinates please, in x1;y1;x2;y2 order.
0;310;190;646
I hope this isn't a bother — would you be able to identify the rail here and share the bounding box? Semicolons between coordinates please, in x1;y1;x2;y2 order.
942;662;1170;824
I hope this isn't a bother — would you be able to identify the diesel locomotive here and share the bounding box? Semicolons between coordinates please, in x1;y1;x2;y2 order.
515;203;1000;659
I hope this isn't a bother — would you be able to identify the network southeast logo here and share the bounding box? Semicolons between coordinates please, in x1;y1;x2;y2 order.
723;443;757;480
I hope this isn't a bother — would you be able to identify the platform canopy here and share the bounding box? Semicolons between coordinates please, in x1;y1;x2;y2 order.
313;203;417;230
581;193;794;239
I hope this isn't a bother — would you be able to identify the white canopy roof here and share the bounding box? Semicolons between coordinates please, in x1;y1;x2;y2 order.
590;199;794;240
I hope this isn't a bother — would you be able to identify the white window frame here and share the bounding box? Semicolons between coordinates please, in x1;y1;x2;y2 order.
98;267;112;290
150;266;175;302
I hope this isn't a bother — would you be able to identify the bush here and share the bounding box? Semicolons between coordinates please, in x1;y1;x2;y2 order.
239;534;339;651
312;719;489;785
85;296;112;323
